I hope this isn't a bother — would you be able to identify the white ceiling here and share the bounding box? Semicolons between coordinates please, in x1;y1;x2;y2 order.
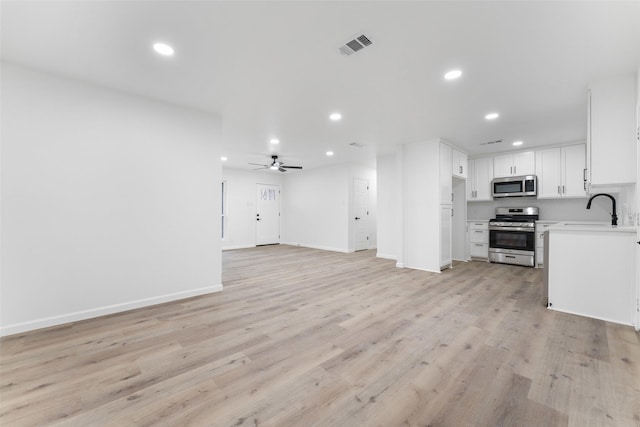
2;1;639;171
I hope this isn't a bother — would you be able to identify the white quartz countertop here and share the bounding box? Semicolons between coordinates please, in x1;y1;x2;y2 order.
547;222;636;233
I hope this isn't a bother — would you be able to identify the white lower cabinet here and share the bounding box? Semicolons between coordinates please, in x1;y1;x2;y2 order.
468;220;489;260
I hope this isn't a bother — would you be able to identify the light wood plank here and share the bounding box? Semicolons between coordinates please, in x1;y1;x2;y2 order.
1;245;639;426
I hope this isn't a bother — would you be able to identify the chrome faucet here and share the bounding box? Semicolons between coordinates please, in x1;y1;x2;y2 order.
586;193;618;226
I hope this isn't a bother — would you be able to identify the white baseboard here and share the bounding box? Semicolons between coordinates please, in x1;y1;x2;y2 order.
279;241;350;253
376;253;397;260
404;264;441;274
222;244;256;251
0;284;224;337
547;306;632;327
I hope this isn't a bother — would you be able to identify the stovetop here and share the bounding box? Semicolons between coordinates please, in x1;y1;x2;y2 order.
490;207;538;227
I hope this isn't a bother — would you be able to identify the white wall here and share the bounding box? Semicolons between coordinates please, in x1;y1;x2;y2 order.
281;164;349;252
467;197;613;222
281;163;376;253
403;140;441;272
1;63;222;336
376;153;398;259
221;168;282;250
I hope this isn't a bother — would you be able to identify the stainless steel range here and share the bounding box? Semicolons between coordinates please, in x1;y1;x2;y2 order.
489;207;538;267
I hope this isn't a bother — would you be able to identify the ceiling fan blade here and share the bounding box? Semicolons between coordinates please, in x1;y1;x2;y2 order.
282;165;303;169
252;167;268;170
278;167;287;172
248;163;268;167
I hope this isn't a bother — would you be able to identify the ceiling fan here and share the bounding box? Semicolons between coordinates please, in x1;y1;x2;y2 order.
249;155;303;172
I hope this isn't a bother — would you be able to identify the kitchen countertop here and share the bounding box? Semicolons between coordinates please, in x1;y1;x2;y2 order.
547;222;636;233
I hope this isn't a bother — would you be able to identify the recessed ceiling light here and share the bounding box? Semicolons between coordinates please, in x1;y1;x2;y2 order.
512;141;523;146
153;42;174;56
326;151;334;156
444;69;462;80
270;138;280;145
485;112;499;120
221;156;227;161
329;113;342;121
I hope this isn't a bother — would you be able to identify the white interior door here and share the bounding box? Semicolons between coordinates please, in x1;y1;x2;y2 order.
353;178;369;251
256;184;280;246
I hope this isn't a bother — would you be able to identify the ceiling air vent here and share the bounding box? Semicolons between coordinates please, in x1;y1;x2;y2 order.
479;139;503;146
349;142;365;148
339;33;373;56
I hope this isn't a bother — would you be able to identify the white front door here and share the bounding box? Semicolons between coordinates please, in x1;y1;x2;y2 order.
353;178;369;251
256;184;280;246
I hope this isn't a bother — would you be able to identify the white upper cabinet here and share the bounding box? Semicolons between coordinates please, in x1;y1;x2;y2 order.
440;143;453;204
493;151;535;177
587;74;636;187
536;144;587;199
452;148;468;179
467;157;493;201
562;144;588;197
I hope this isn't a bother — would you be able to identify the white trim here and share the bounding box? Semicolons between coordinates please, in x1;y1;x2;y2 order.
222;244;256;251
279;241;350;253
548;306;633;327
0;284;223;337
404;264;442;274
376;253;397;260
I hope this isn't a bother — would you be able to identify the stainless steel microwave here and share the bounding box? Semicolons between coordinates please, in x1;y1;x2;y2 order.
492;175;537;198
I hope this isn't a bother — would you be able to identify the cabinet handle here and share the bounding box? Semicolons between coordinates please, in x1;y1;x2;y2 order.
474;223;483;226
459;166;463;174
513;166;516;175
475;244;483;247
557;185;561;195
474;230;483;233
562;185;566;194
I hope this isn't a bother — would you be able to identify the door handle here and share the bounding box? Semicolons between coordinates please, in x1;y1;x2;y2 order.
355;217;360;220
256;218;261;221
505;255;516;259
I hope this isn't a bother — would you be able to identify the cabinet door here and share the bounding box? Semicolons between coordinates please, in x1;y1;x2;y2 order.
470;243;488;259
536;148;562;198
588;75;636;185
562;144;587;197
513;151;535;175
493;154;514;178
440;144;453;204
474;157;493;200
452;148;468;179
467;160;476;199
440;205;452;268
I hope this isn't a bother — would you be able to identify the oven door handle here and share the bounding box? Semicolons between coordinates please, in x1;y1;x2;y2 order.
489;226;535;232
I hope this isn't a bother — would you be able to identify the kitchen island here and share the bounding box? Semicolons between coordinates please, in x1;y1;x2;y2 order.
545;222;636;325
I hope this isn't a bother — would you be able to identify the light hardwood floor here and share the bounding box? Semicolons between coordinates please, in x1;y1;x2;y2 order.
1;245;639;426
